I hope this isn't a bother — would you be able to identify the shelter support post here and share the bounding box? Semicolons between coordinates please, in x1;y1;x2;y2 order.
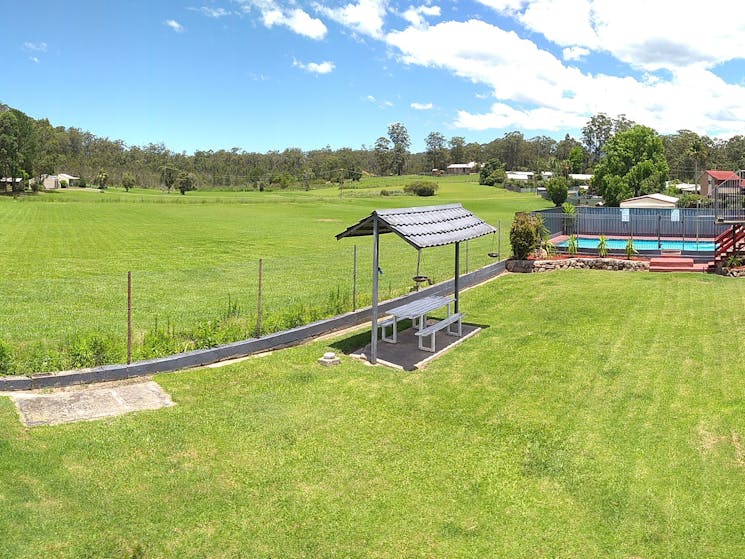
454;241;460;314
371;217;379;364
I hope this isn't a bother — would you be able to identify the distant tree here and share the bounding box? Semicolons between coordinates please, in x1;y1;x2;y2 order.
592;125;669;206
387;122;410;175
546;176;569;206
175;171;197;195
373;136;391;175
348;166;362;182
425;131;447;171
582;113;637;166
122;172;136;192
568;146;585;173
95;168;108;189
449;136;466;164
160;164;178;192
0;111;21;191
479;158;506;186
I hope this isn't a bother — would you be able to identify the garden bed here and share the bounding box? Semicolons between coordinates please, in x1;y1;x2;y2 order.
506;257;649;273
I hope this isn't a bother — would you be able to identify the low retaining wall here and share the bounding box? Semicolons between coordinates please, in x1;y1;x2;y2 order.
0;260;507;391
506;257;649;273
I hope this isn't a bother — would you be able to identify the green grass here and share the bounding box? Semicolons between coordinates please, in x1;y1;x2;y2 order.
1;271;744;558
0;176;548;372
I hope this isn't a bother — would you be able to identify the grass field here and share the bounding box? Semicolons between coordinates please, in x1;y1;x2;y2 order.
1;271;744;558
0;175;549;373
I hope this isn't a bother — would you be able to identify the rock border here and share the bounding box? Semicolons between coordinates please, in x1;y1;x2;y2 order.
506;257;649;273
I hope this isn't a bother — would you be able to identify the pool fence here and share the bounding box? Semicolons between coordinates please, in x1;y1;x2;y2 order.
536;207;730;240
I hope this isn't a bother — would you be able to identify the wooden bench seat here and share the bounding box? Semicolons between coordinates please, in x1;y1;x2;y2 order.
414;313;464;352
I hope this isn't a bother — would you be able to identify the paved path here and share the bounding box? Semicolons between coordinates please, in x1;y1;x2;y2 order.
7;380;175;427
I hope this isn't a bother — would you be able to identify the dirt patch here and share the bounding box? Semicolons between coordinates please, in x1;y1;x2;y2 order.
9;380;174;427
732;432;745;466
317;218;341;222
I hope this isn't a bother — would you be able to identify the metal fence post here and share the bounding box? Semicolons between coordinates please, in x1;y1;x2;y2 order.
127;271;132;365
352;245;357;312
257;258;263;338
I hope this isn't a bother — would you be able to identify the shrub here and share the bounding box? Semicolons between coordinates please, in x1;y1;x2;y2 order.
510;212;543;259
546;176;569;206
404;181;439;196
68;334;117;368
78;178;87;188
60;179;68;188
567;234;579;255
625;237;638;260
597;235;609;258
479;158;506;186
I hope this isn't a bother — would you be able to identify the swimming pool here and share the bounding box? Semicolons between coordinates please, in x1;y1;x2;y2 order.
556;237;715;252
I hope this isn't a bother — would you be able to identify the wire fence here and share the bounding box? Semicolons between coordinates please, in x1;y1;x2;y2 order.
0;224;505;374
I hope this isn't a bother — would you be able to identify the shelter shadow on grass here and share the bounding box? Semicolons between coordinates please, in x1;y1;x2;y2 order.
341;321;487;371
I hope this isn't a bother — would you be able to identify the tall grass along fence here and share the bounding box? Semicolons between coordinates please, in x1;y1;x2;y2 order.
536;207;729;239
0;260;507;390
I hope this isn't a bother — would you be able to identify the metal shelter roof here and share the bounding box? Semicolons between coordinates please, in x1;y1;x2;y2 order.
335;203;495;249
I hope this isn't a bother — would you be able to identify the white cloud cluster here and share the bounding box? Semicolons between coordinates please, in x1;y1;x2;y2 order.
314;0;388;39
293;59;335;74
22;41;47;52
164;19;185;32
189;6;231;18
410;102;433;110
230;0;745;138
400;4;440;28
386;17;745;136
365;95;393;108
238;0;327;39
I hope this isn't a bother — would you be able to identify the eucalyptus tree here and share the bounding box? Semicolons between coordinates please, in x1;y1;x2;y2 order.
387;122;410;175
425;131;447;171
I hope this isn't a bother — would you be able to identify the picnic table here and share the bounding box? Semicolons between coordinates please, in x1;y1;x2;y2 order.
380;295;463;352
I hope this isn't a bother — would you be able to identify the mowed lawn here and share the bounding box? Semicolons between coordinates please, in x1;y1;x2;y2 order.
1;271;744;558
0;176;547;371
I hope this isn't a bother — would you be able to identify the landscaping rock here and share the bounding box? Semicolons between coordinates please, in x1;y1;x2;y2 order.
506;257;649;273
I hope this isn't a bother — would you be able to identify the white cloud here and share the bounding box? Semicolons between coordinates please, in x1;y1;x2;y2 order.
410;101;433;110
293;59;335;74
164;19;185;32
365;95;393;108
29;56;39;64
189;6;230;17
22;41;47;52
385;18;745;138
239;1;327;39
481;0;745;72
562;46;589;61
314;0;387;39
401;4;440;28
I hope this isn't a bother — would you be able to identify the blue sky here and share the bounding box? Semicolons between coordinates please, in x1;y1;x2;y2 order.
4;1;745;154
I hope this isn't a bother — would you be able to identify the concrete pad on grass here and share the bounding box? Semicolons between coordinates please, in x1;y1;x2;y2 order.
351;320;481;371
8;380;175;427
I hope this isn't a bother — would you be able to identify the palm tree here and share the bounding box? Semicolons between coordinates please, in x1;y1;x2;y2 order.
688;138;707;193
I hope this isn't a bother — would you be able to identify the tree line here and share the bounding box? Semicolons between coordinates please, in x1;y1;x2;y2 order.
2;102;745;194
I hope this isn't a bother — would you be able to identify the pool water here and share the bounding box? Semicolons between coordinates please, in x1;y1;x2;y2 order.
557;237;715;252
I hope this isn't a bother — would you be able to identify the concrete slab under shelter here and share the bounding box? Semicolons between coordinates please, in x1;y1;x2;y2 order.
8;379;175;427
352;320;481;371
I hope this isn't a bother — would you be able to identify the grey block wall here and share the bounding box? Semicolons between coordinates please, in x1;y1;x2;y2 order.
0;260;506;391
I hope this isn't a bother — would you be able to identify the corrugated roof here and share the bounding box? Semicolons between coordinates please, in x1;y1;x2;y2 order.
336;203;496;249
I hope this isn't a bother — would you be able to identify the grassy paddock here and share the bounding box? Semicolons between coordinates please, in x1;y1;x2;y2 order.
1;271;744;557
0;176;547;373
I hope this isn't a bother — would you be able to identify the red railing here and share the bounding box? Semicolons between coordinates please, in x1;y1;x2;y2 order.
714;224;745;263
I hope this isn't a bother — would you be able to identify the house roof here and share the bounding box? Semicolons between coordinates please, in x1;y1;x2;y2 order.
705;170;740;181
336;203;495;249
620;193;679;207
58;173;79;180
446;162;476;169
